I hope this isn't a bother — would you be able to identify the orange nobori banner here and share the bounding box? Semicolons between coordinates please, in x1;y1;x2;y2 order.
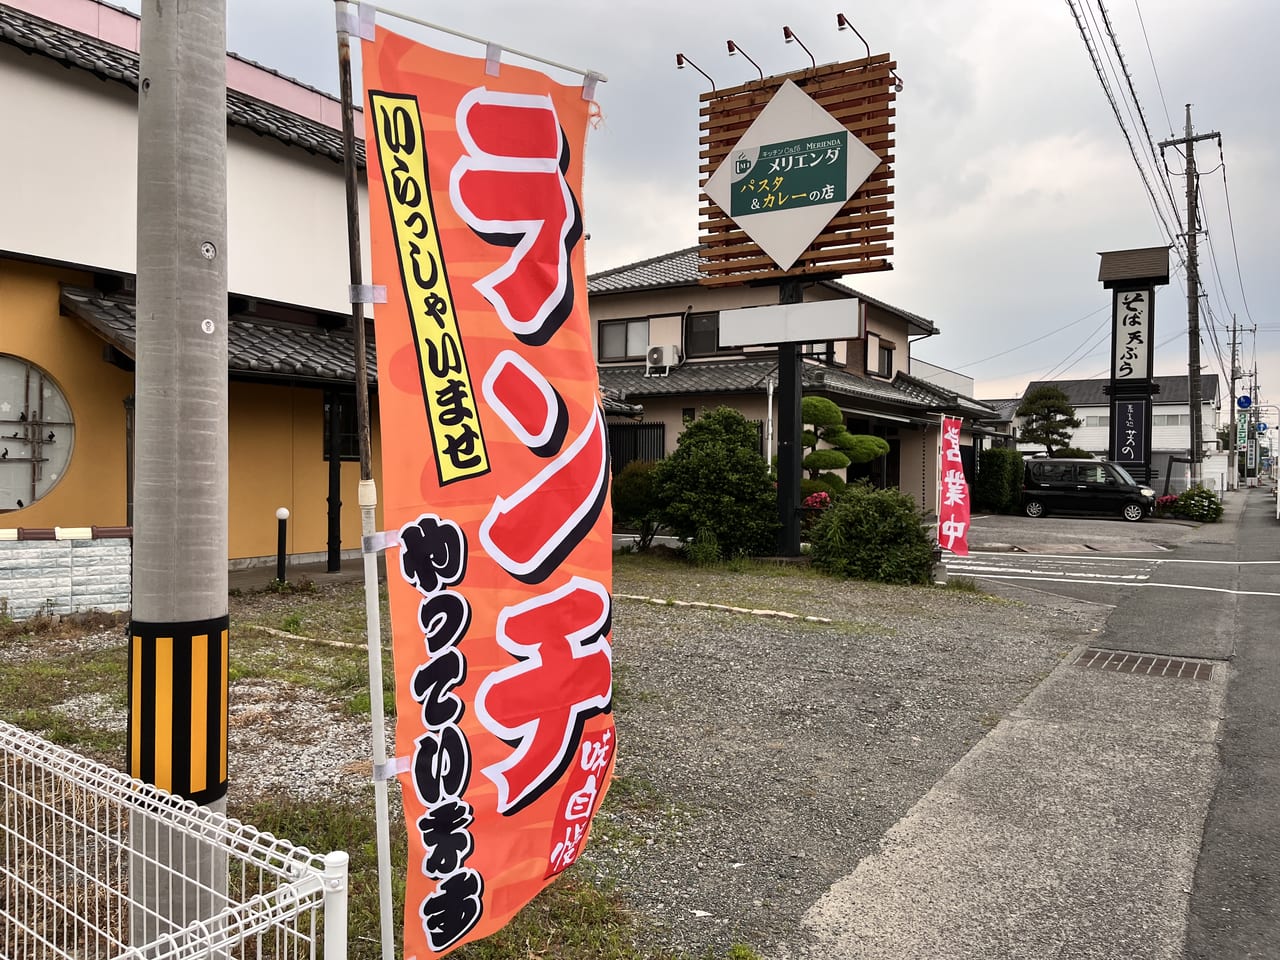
363;28;615;959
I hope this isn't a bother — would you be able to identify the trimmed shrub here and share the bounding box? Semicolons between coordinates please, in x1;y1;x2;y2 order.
1056;447;1096;459
1174;485;1223;522
974;447;1024;514
611;459;663;549
809;482;936;585
655;407;780;558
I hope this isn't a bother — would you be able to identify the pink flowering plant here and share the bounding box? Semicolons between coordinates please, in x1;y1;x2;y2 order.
802;491;832;511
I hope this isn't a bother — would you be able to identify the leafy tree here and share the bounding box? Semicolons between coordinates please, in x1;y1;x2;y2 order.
800;396;890;492
654;407;779;558
1016;386;1082;455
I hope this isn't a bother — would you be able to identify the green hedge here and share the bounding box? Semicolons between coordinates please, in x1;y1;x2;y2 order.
974;447;1024;514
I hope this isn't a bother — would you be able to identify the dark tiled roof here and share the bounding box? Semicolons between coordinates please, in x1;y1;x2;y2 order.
61;287;377;385
1022;375;1219;407
601;387;642;418
0;4;363;166
586;247;937;336
598;358;780;398
598;358;939;420
587;247;703;294
893;370;1000;420
1097;246;1171;285
982;397;1023;422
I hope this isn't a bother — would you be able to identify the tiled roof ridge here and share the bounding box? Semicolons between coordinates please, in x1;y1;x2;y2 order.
587;245;701;281
60;284;377;385
894;369;956;398
1025;373;1218;390
0;3;363;166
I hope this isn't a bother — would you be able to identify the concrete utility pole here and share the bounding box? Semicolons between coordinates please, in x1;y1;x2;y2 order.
1159;105;1220;488
1229;317;1239;490
130;0;229;945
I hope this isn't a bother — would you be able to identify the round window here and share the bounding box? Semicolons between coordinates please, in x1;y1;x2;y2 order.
0;354;75;512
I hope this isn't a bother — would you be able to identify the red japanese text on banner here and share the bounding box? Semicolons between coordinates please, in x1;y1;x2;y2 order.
938;417;970;557
363;29;614;959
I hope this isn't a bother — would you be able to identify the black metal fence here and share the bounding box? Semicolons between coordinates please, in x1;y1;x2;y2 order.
608;421;665;475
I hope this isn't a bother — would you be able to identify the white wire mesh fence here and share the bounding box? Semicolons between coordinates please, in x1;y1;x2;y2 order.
0;720;348;960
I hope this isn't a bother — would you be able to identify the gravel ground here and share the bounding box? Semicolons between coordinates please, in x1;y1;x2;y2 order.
8;560;1107;958
584;564;1108;958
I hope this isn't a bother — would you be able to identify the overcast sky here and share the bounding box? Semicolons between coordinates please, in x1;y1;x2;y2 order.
120;1;1280;415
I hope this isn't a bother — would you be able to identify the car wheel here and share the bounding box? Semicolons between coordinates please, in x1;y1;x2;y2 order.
1025;499;1045;518
1122;502;1145;522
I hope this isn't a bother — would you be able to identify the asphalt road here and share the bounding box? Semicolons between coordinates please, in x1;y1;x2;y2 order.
951;488;1280;958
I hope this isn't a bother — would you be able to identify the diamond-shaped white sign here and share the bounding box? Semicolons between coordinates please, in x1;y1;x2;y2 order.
704;80;881;271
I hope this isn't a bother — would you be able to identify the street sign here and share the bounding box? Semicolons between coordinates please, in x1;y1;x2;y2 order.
1238;411;1249;444
1257;422;1268;433
1238;395;1252;409
703;80;881;272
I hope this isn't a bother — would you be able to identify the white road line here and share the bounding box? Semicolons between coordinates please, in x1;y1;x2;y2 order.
961;573;1280;597
975;552;1280;566
949;565;1149;580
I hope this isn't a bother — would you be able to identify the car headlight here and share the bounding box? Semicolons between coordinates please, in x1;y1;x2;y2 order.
1140;487;1155;498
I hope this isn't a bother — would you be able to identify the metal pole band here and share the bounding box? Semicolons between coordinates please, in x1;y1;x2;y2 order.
128;615;230;805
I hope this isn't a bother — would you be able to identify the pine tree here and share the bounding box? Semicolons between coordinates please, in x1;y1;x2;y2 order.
1016;387;1082;455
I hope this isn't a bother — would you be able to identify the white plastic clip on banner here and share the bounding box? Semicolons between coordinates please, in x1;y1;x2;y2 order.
373;756;411;782
485;42;502;77
349;284;388;304
582;71;601;101
336;2;376;41
363;529;399;555
357;1;376;41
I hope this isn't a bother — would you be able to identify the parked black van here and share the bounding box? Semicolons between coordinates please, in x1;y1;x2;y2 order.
1022;457;1156;521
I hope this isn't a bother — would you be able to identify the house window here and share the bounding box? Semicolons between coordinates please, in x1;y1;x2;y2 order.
0;354;75;512
685;311;727;358
323;393;360;461
1085;415;1110;428
1152;413;1190;426
599;318;649;361
875;343;894;377
802;341;836;364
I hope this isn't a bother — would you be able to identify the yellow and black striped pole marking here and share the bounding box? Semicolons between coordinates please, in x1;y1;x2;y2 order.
128;616;229;804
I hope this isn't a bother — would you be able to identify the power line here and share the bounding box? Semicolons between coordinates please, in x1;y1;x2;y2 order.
1063;0;1182;250
1217;149;1256;328
951;304;1110;371
1039;318;1113;382
1094;0;1184;232
1131;0;1175;135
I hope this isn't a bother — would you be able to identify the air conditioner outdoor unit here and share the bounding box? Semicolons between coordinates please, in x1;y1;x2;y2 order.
645;344;681;374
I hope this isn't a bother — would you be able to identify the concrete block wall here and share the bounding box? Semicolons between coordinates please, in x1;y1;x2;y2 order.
0;528;131;621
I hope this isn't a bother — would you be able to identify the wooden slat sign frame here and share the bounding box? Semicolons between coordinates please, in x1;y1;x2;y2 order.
698;54;897;286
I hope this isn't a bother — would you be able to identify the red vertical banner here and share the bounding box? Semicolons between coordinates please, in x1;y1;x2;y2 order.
938;417;970;556
362;30;614;958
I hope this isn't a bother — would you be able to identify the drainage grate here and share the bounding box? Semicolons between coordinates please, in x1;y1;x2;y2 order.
1074;647;1214;681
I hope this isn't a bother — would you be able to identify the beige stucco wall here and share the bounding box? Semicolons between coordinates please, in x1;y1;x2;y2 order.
0;47;369;316
898;424;935;513
628;394;774;458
